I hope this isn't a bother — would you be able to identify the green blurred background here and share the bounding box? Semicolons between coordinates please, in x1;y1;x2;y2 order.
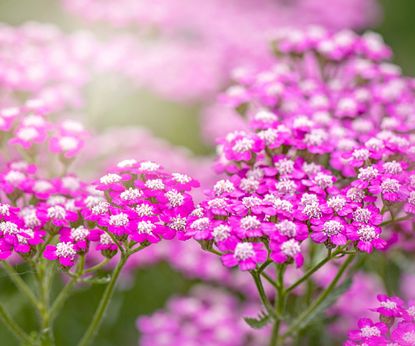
0;0;414;345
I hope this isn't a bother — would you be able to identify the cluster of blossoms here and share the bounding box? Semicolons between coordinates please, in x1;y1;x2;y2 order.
187;144;402;271
174;28;415;345
61;0;378;102
206;26;415;143
1;102;88;165
0;163;87;261
345;294;415;345
186;28;415;271
41;160;198;267
137;285;268;346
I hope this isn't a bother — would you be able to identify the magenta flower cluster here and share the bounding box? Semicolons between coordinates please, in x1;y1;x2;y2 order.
346;294;415;346
42;160;198;267
179;27;415;273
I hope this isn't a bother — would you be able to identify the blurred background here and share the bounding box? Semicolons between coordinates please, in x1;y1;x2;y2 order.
0;0;414;345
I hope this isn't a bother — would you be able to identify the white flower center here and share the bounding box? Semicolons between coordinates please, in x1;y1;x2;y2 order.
239;178;259;193
212;225;231;241
352;149;370;161
47;206;66;220
100;173;122;185
137;221;155;234
277;220;297;237
100;233;114;245
346;188;365;202
380;300;397;309
314;173;333;189
327;196;346;212
360;326;380;338
275;159;294;175
172;173;191;184
353;208;371;223
191;218;210;231
232;138;254;153
0;204;10;216
109;213;129;227
234;243;255;260
71;226;89;241
213;180;235;195
358;166;379;181
281;239;301;257
56;242;76;258
5;170;25;184
322;221;343;236
403;331;415;344
135;204;153;217
91;201;110;215
145;179;165;190
303;203;322;219
240;216;261;230
165;190;184;207
17;127;38;141
140;161;160;172
120;188;142;201
381;178;400;193
0;221;18;235
383;161;402;175
168;217;187;231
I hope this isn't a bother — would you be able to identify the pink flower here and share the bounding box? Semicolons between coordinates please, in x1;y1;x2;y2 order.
44;242;77;267
270;239;304;267
347;225;386;253
347;318;388;344
221;242;267;271
50;135;83;158
391;322;415;346
372;295;405;318
311;218;348;246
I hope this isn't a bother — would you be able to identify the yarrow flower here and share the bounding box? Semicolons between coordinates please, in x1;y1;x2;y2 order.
345;295;415;346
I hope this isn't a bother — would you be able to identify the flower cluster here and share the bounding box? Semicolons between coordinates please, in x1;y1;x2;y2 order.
184;28;415;272
187;146;404;271
207;26;415;144
137;285;268;346
345;294;415;345
40;160;198;266
0;170;90;262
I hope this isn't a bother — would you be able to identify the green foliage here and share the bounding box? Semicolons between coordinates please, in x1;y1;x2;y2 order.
244;310;271;329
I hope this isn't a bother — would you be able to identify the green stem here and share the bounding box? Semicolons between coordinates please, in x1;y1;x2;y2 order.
127;243;150;256
49;256;85;323
2;262;41;311
261;272;279;289
251;271;279;319
379;216;412;227
269;264;286;346
102;229;125;255
35;261;55;346
84;258;110;273
285;250;341;294
284;254;355;338
0;302;32;344
78;255;128;346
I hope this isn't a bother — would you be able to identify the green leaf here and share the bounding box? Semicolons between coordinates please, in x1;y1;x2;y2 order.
82;275;111;285
243;310;271;329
